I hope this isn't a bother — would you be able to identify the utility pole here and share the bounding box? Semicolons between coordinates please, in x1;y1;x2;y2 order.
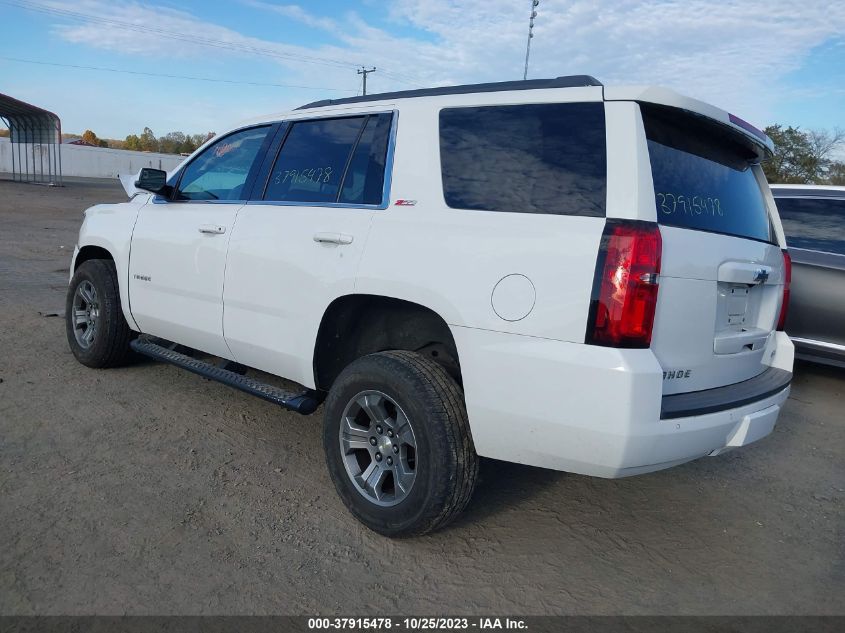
358;66;376;95
523;0;539;80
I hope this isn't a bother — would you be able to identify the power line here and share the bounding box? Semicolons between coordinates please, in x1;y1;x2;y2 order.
4;0;358;69
3;0;425;88
376;68;425;89
357;66;376;95
0;56;358;92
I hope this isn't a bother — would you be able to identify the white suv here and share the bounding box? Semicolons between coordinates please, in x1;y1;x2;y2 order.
65;76;794;536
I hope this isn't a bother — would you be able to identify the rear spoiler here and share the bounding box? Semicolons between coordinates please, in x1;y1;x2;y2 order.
604;86;774;156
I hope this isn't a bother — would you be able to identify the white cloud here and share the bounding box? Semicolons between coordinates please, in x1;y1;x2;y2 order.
383;0;845;123
241;1;340;33
43;0;845;126
49;0;247;58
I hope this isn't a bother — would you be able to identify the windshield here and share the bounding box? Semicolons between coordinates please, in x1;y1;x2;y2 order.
643;104;773;243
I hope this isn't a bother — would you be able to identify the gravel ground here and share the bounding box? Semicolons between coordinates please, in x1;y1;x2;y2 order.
0;177;843;615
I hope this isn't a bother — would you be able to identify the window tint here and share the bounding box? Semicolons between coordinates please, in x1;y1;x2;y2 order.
439;103;606;216
264;115;391;205
643;105;772;243
339;114;392;205
176;126;270;201
775;196;845;255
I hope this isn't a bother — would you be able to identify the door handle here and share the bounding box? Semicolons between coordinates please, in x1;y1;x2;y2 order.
718;261;773;284
313;232;353;245
198;224;226;235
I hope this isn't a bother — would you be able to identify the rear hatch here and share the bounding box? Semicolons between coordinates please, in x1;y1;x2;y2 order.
641;104;786;395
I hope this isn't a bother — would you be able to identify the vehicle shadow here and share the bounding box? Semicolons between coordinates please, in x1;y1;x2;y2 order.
449;457;568;528
793;358;845;379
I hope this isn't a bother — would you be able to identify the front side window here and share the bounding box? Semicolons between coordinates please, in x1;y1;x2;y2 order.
439;102;607;216
176;126;270;201
775;196;845;255
264;114;392;205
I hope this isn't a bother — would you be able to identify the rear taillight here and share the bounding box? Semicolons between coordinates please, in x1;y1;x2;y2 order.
777;250;791;331
586;220;662;348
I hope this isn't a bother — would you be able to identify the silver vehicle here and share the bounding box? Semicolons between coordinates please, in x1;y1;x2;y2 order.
771;185;845;367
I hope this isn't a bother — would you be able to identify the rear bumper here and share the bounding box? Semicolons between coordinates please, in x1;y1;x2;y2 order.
661;366;792;419
613;385;789;477
453;327;794;478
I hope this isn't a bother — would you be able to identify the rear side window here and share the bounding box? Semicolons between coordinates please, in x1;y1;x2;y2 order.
775;196;845;255
643;104;772;243
439;103;606;216
339;115;392;205
264;114;391;205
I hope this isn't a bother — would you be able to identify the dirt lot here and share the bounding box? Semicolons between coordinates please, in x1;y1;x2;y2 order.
0;177;843;615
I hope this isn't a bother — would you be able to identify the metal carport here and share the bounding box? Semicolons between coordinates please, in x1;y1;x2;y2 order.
0;93;62;185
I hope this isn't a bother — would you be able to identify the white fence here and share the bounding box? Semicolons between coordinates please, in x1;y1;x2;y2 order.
0;137;184;179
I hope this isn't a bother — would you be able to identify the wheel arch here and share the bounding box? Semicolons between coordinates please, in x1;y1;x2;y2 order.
313;294;461;391
72;238;139;331
73;244;114;271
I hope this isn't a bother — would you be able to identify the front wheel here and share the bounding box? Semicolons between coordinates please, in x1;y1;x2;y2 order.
323;351;479;537
65;259;134;368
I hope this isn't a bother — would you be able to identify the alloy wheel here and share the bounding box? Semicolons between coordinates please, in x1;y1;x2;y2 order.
71;280;99;349
338;390;417;507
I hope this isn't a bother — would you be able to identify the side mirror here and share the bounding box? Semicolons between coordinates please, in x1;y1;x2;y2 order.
134;168;169;195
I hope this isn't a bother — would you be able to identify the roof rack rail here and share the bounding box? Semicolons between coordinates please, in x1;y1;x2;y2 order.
297;75;603;110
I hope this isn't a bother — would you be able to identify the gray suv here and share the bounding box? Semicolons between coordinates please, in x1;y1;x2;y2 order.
771;185;845;367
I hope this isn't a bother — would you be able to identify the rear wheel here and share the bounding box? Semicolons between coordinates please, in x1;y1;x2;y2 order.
65;259;134;368
323;351;479;537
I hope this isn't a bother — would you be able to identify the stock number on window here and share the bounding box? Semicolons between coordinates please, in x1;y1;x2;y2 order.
274;166;334;186
657;193;723;217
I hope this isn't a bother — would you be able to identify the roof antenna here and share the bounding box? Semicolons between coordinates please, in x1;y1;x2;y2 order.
523;0;539;80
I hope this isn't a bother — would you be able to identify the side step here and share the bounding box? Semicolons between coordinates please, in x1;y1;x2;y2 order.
130;338;322;415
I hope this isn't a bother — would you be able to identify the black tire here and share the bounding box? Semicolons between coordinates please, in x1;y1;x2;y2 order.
65;259;134;368
323;350;479;537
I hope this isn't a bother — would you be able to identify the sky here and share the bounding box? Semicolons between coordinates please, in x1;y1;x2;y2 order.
1;0;844;139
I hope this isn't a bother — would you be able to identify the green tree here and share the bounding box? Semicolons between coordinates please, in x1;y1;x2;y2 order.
828;162;845;186
158;131;187;154
120;128;215;154
763;125;844;184
197;131;216;146
139;126;158;152
124;134;141;151
177;137;197;154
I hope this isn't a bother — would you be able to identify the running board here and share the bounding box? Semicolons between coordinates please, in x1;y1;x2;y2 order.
130;338;322;415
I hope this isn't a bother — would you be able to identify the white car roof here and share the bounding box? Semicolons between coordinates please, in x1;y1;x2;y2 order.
237;76;773;154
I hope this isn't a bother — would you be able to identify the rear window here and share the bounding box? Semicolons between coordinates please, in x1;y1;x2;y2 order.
643;104;773;243
439;102;606;217
775;196;845;255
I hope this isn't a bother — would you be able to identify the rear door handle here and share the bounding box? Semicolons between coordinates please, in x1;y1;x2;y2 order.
313;232;353;245
198;224;226;235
